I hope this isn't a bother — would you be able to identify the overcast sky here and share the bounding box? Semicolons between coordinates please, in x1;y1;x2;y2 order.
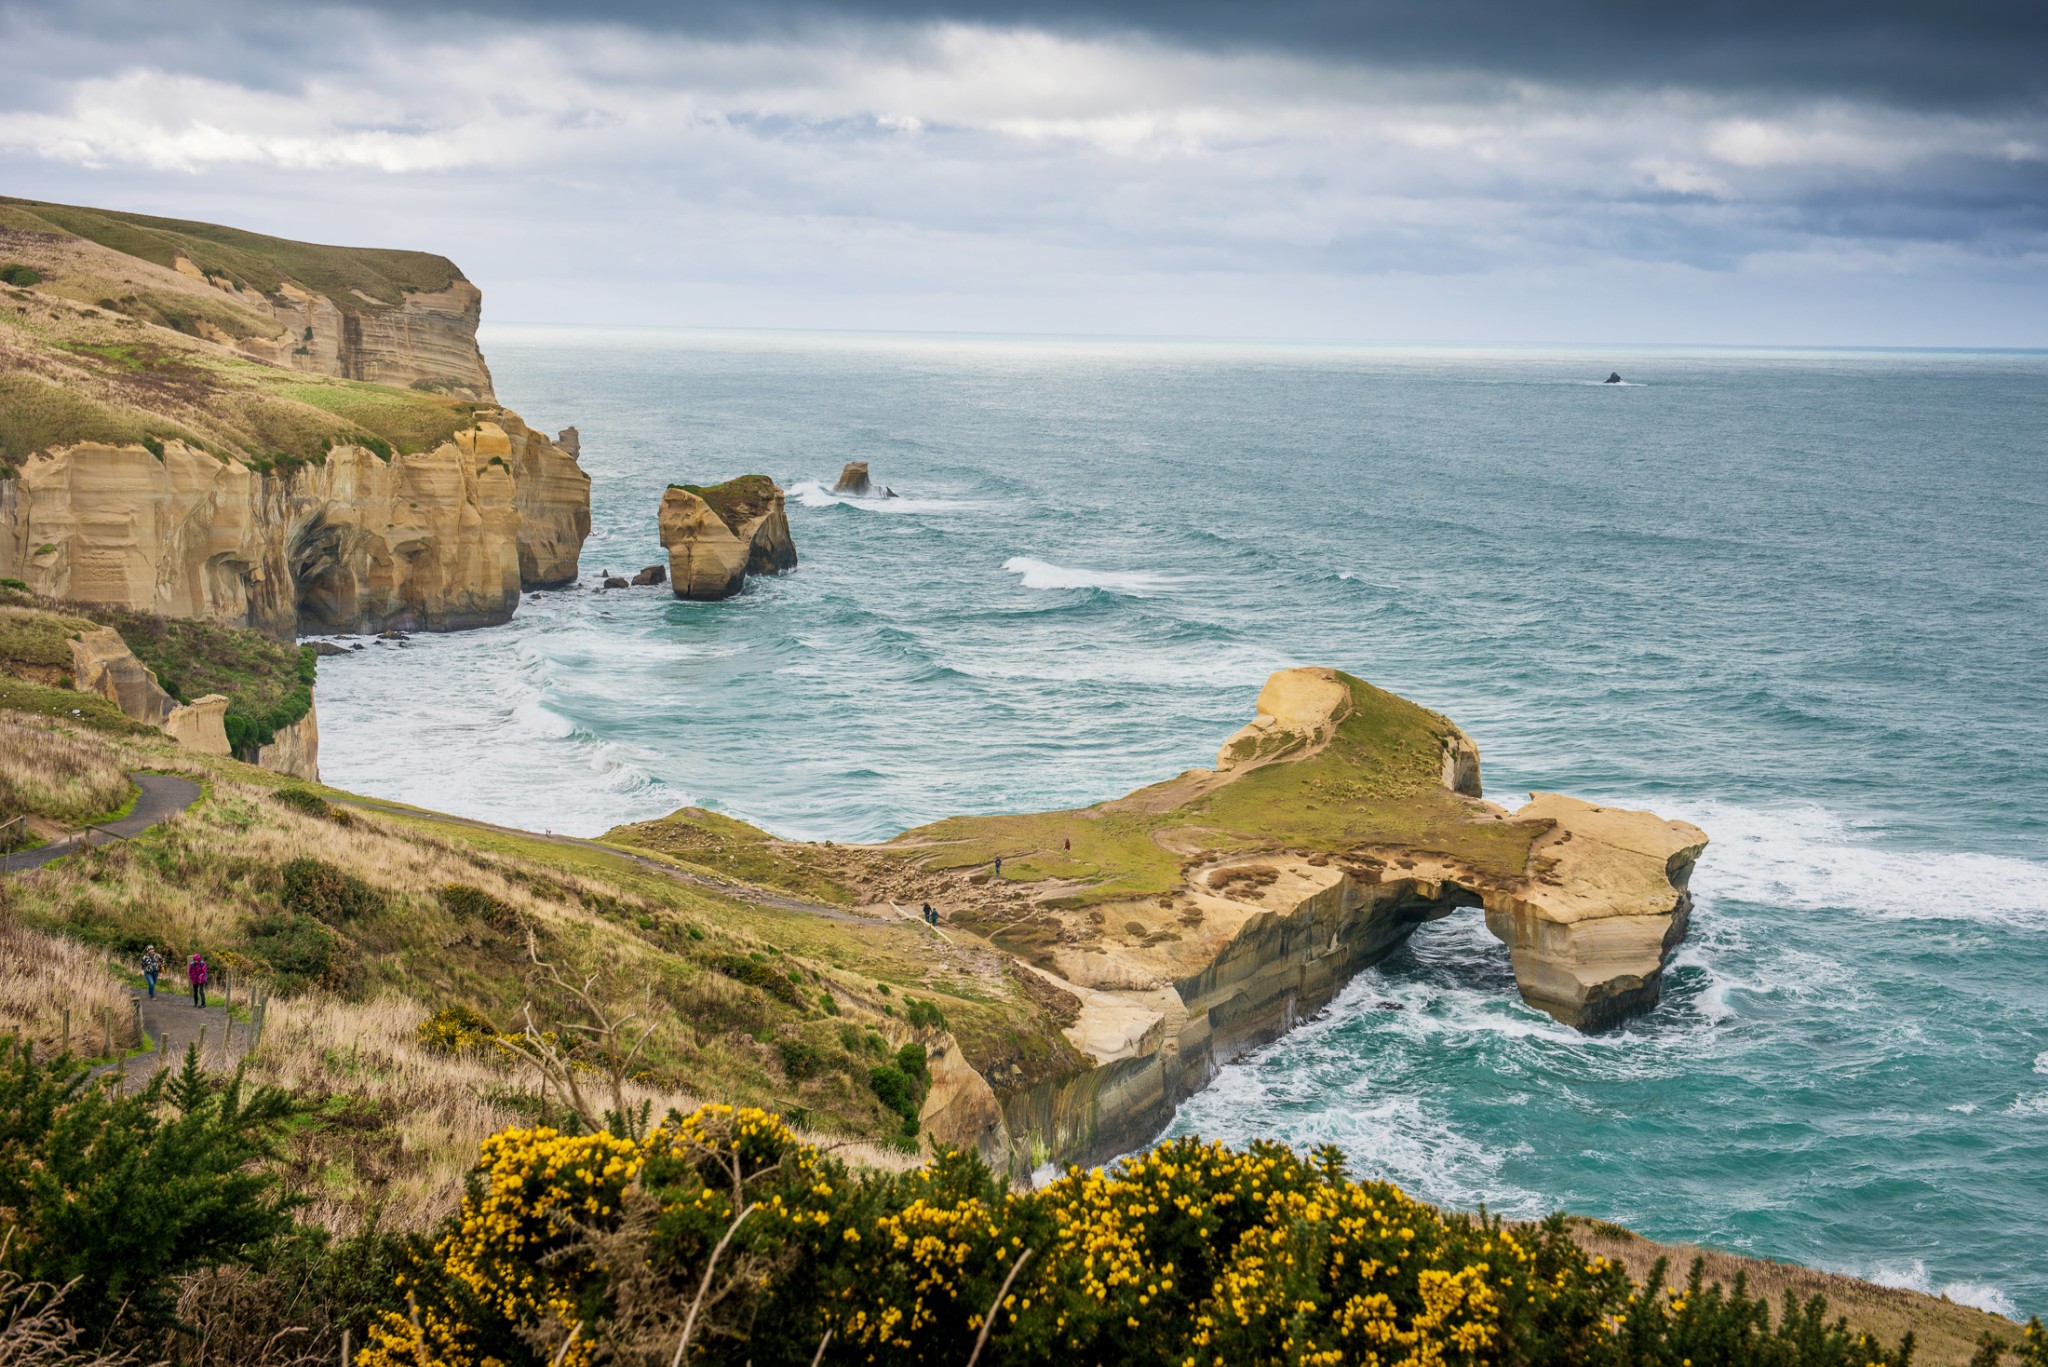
3;0;2046;344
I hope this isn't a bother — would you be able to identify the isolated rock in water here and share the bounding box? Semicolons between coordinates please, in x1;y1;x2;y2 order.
832;460;895;497
631;563;667;587
556;426;580;458
601;576;629;590
1605;372;1623;384
659;476;798;601
306;640;349;657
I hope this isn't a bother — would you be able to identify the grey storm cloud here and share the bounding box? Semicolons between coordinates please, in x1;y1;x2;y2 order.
2;0;2045;342
335;0;2048;107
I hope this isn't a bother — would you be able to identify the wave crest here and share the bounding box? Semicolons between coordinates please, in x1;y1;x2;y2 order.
1002;556;1182;596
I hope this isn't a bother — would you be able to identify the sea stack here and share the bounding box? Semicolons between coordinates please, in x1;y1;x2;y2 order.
1604;372;1623;384
658;476;798;600
831;460;894;497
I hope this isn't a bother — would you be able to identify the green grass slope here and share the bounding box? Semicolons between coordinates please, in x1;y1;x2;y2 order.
0;196;464;312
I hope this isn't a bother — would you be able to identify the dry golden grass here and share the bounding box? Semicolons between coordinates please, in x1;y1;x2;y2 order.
1566;1218;2023;1366
0;908;143;1059
0;716;133;825
248;991;915;1232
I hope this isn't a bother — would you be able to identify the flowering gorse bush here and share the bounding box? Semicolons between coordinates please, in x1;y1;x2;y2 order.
359;1106;1961;1367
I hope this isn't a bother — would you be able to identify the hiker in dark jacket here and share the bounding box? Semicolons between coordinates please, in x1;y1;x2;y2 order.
141;945;162;999
187;952;209;1008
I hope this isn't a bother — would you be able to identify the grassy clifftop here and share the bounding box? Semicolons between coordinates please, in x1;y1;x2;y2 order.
0;291;480;464
0;196;464;313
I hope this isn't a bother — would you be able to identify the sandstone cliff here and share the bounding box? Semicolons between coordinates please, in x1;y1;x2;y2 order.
0;411;588;638
658;477;798;600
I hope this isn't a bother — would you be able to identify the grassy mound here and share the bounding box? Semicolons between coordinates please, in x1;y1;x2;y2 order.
601;807;856;905
901;671;1539;910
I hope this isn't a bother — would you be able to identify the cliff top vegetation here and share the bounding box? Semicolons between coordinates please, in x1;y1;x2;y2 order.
673;474;783;534
0;196;465;312
0;283;482;463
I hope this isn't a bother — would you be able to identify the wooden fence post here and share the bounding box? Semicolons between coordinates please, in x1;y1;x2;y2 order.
61;1007;70;1057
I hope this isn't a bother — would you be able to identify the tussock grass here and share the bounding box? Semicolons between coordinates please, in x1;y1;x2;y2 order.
0;717;133;824
0;908;143;1058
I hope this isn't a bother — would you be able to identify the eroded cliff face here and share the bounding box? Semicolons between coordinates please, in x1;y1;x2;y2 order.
234;276;496;399
0;411;589;638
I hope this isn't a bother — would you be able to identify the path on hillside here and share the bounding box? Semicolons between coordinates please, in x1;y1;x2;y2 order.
1;773;201;873
92;987;252;1091
333;795;878;923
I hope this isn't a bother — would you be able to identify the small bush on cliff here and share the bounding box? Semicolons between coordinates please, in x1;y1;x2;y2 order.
709;951;806;1007
280;856;382;925
440;882;520;931
0;264;40;287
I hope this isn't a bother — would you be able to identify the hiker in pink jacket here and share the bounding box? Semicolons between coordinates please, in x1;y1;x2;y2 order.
187;952;209;1009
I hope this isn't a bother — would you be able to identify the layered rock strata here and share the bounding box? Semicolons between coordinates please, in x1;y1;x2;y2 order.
234;277;495;399
0;412;588;638
658;477;798;600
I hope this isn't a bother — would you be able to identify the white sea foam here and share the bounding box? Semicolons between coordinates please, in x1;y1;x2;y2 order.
789;479;972;514
1867;1261;2021;1318
1662;799;2048;930
1002;556;1183;596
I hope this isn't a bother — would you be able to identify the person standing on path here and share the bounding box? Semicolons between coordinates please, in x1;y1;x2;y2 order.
141;945;162;999
187;952;209;1008
994;856;1002;878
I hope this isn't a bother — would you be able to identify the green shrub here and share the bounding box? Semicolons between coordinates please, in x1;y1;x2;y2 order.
242;910;340;992
280;856;382;924
0;1040;298;1348
440;882;519;931
777;1039;824;1081
274;785;332;818
904;997;948;1033
710;952;805;1007
0;264;41;287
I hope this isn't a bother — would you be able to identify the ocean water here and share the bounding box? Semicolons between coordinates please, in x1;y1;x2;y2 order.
316;329;2048;1315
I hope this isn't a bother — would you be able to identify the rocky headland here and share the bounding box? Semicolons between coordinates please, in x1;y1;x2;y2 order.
658;475;798;599
0;198;591;639
607;666;1705;1171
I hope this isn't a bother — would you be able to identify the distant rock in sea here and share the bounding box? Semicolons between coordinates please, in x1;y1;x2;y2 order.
631;563;667;587
1605;372;1623;384
832;461;895;497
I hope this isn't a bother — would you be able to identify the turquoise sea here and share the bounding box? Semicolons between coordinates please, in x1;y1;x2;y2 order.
315;328;2048;1315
